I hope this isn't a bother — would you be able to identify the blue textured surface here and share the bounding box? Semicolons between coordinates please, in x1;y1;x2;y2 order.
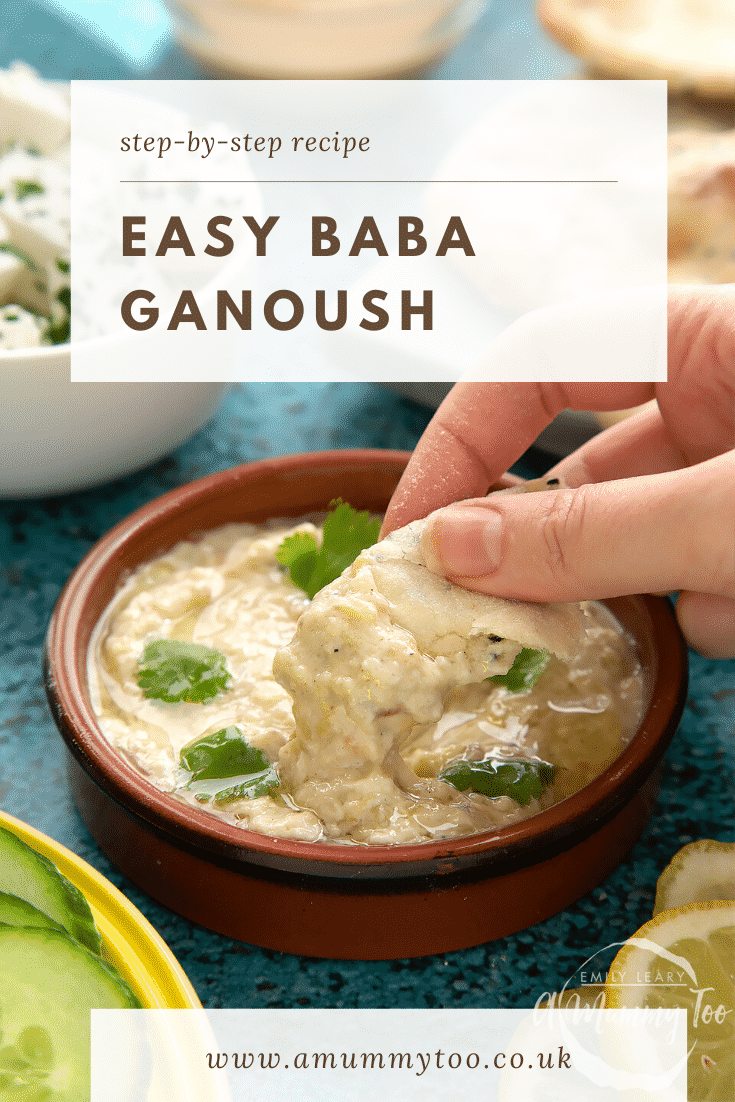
1;382;734;1010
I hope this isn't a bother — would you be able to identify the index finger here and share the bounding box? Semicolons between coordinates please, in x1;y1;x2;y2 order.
382;380;656;534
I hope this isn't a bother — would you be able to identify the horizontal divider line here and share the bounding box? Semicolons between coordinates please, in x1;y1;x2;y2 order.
118;179;620;184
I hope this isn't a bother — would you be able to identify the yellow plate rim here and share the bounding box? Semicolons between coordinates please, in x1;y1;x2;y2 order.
0;808;201;1009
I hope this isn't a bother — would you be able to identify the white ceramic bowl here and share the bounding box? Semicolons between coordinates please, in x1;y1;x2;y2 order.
0;347;229;498
0;80;257;498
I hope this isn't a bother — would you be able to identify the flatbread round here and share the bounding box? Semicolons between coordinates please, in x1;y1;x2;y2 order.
668;128;735;284
539;0;735;99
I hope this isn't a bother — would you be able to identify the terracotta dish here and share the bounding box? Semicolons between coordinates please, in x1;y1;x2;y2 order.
44;450;688;959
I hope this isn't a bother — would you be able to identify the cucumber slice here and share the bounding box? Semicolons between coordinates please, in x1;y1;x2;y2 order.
0;926;140;1102
0;892;65;933
0;827;100;955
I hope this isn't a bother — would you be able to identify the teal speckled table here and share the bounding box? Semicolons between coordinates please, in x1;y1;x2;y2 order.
1;382;734;1009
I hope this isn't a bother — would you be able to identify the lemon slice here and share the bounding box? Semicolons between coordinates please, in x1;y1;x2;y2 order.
654;840;735;916
606;901;735;1102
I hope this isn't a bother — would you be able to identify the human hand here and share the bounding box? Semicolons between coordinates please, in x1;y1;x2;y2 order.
382;286;735;658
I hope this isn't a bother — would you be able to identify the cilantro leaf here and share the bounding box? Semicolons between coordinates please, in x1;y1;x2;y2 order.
180;726;270;781
276;500;381;600
137;640;230;703
275;530;319;595
487;647;550;693
439;757;556;806
181;728;280;803
208;768;280;804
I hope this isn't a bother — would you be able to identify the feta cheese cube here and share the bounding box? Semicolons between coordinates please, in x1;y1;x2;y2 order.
0;62;69;155
0;219;23;299
0;302;45;349
0;148;69;268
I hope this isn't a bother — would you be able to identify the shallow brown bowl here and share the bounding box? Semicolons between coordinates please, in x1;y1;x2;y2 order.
44;449;688;959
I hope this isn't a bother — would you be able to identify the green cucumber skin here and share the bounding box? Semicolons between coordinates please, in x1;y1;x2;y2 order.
0;891;66;933
0;926;141;1102
0;826;101;955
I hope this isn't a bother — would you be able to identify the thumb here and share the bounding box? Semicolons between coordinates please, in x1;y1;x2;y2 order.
420;453;735;605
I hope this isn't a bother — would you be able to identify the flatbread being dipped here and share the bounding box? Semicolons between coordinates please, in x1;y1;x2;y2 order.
274;509;642;844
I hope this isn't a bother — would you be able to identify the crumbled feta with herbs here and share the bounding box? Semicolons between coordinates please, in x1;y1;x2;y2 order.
0;63;70;350
0;62;255;349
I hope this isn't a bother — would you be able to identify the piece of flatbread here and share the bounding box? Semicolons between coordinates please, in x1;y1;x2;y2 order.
371;516;589;664
273;503;592;842
668;127;735;285
539;0;735;99
275;483;590;762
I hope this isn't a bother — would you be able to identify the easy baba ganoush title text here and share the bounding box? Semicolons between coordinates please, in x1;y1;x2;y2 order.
119;129;474;334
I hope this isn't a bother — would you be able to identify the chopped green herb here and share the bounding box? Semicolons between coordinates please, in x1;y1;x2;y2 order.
276;499;381;600
180;726;270;781
45;320;69;345
13;179;44;201
137;640;230;703
45;285;72;343
0;242;39;270
487;647;550;692
55;258;70;274
439;757;556;806
44;314;69;345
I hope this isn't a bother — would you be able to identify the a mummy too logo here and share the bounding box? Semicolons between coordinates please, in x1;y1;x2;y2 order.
505;936;733;1098
539;938;730;1032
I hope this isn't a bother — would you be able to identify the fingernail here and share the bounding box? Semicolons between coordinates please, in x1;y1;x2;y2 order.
422;506;503;577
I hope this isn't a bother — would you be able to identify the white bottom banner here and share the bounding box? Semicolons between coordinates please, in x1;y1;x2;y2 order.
92;1007;687;1102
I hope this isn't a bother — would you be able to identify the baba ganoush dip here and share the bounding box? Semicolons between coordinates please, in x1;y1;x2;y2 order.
88;517;644;846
